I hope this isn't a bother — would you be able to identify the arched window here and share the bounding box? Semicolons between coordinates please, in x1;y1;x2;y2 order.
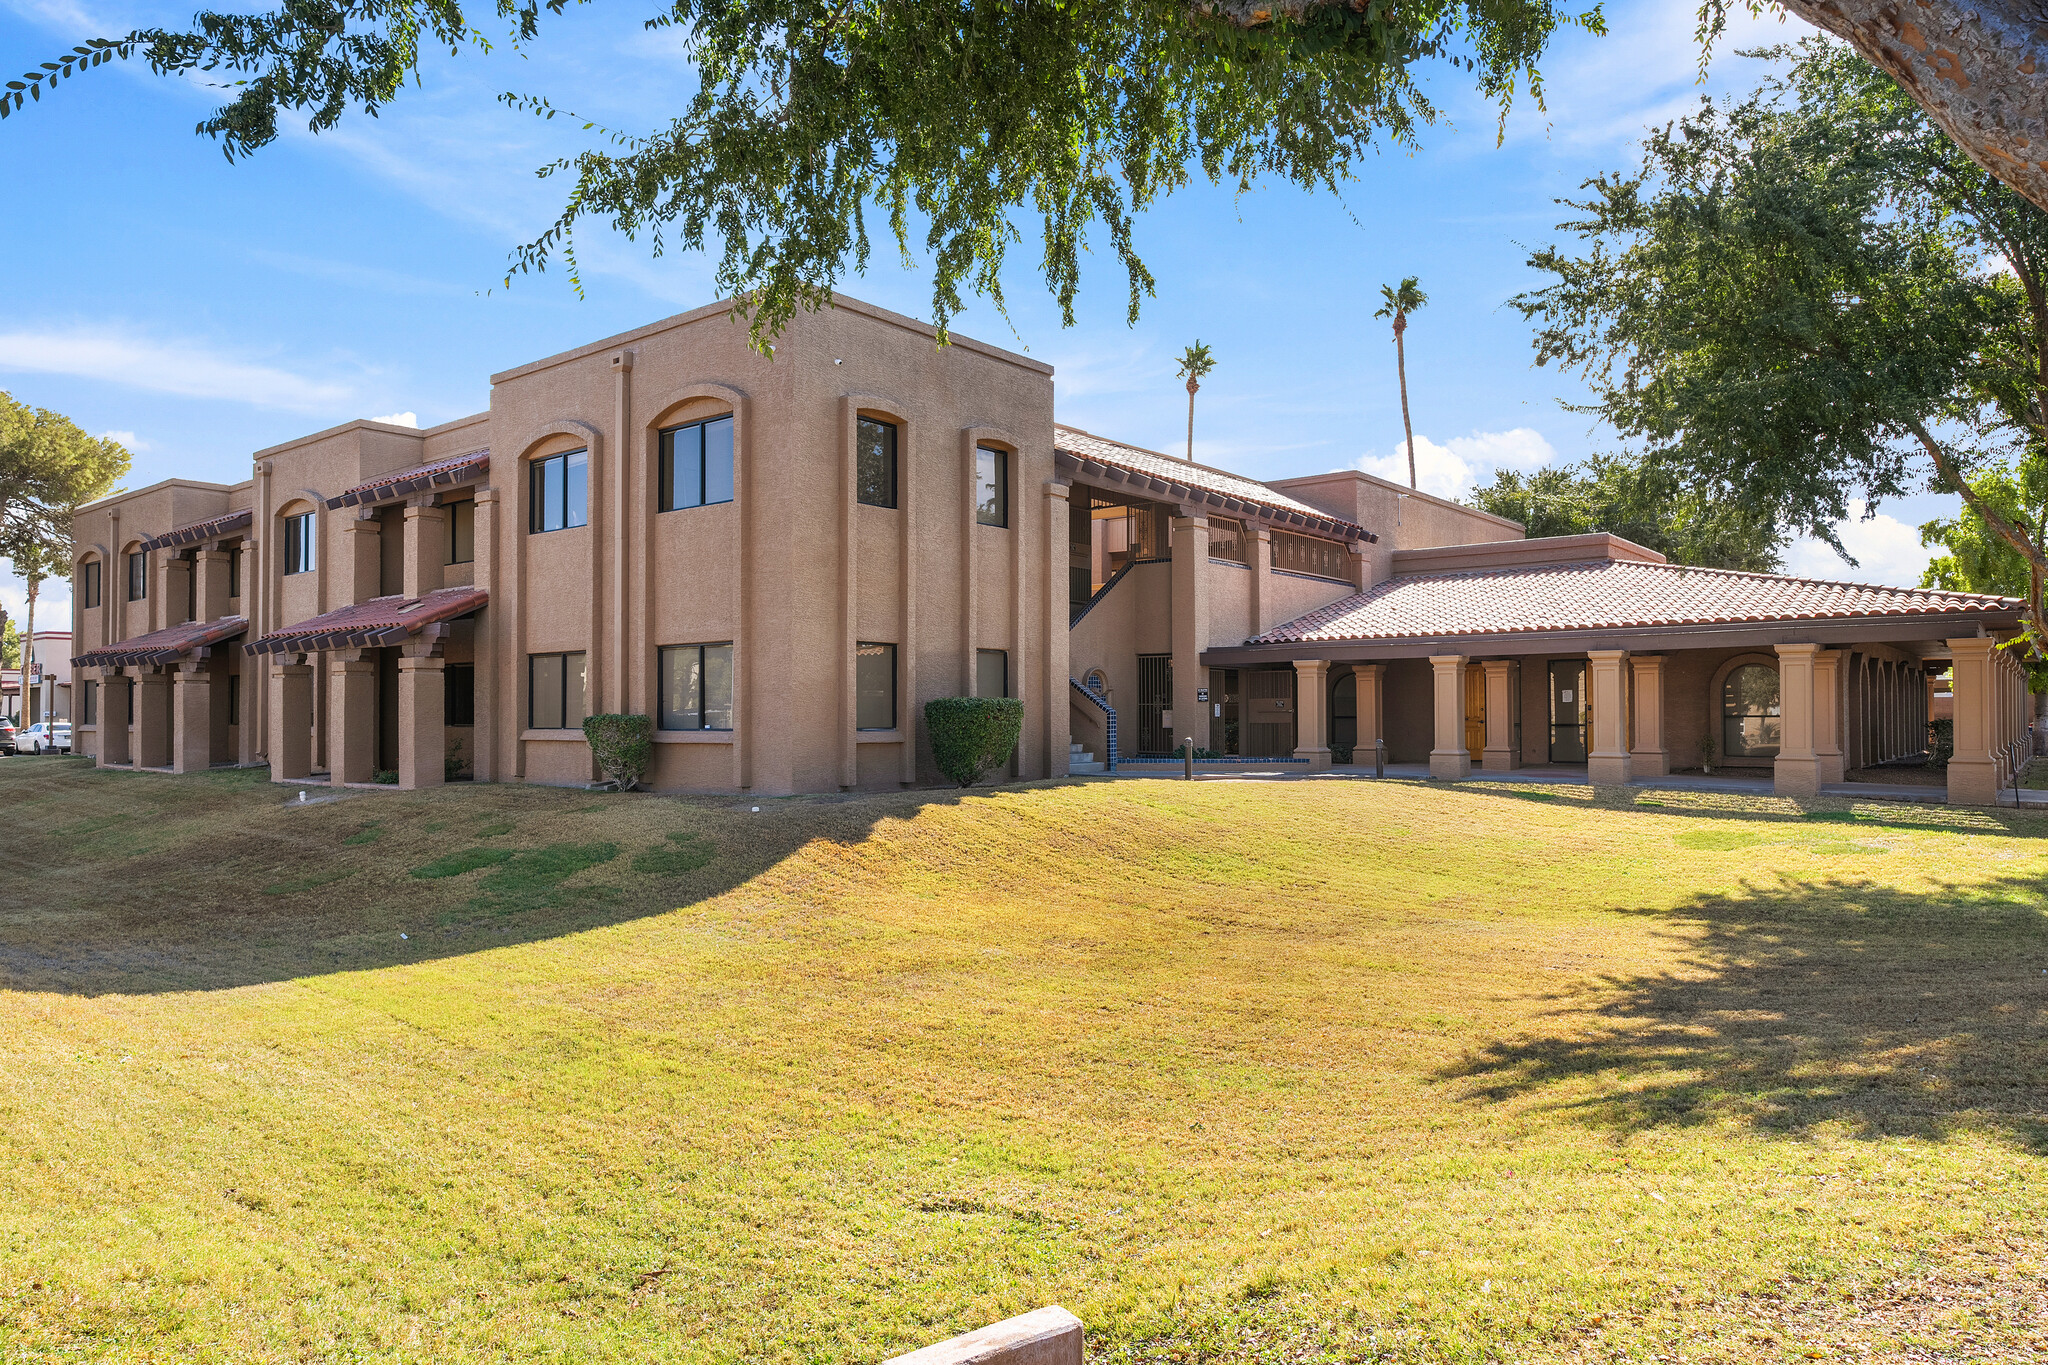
1722;664;1782;758
1083;669;1109;697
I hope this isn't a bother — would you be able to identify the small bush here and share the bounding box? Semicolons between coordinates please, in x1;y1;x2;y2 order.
925;697;1023;787
583;714;653;790
372;769;398;785
1331;743;1354;764
1927;717;1954;770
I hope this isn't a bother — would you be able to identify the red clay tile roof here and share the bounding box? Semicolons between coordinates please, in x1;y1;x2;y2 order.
246;586;487;655
1055;425;1373;543
139;509;252;552
1255;558;2021;645
72;615;249;668
325;450;489;509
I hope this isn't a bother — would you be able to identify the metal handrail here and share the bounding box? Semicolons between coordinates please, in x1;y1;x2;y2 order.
1068;678;1118;774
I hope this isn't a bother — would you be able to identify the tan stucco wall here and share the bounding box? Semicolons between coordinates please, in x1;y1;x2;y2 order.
1268;469;1523;587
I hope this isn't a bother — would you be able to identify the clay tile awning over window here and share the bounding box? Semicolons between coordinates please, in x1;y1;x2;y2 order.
72;615;250;669
245;586;487;656
139;509;253;552
325;450;490;510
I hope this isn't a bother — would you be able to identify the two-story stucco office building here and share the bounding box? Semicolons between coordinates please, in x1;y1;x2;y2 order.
68;296;1066;795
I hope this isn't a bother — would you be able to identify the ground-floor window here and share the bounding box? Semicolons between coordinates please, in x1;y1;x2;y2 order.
1722;663;1782;757
856;642;896;730
528;652;587;731
83;680;96;725
660;644;733;731
227;674;240;726
976;648;1008;699
445;664;475;727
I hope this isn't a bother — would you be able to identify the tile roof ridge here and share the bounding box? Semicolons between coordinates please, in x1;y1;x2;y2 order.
1053;424;1263;483
1624;556;2021;605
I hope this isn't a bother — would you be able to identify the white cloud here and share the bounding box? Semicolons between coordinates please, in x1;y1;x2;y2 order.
0;327;353;413
1784;502;1933;589
94;429;149;452
1357;426;1557;501
370;411;420;428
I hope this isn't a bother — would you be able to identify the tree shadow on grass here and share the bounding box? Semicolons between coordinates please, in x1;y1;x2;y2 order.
1437;871;2048;1151
0;758;1010;998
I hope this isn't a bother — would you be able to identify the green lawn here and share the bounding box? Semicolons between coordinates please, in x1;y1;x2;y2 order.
2;759;2046;1362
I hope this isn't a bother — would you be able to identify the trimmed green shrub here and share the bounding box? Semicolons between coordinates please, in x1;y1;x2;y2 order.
583;713;654;790
1927;717;1954;770
925;697;1024;788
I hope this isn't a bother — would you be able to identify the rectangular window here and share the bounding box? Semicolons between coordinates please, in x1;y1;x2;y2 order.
529;450;590;534
80;560;101;609
856;641;897;730
977;648;1008;699
1270;531;1348;580
658;643;735;731
659;415;736;512
527;651;588;730
445;500;475;564
1208;517;1248;564
975;446;1008;527
445;663;476;727
127;550;148;601
83;680;96;725
227;547;241;600
283;511;316;575
856;417;898;509
227;674;240;726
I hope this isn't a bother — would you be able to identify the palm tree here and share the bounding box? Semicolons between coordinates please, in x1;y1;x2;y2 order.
1375;277;1428;489
1175;341;1216;462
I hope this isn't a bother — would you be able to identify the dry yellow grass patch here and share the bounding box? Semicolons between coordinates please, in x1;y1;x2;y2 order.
1;759;2045;1363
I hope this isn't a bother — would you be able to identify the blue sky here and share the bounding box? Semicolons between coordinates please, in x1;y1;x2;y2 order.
0;0;1956;634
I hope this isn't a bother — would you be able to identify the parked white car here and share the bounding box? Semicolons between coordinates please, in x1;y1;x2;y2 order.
19;721;71;754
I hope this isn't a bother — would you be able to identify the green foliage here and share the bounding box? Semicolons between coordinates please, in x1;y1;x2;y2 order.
372;769;399;785
0;390;130;587
632;830;715;877
1;617;16;670
3;1;1597;344
925;696;1023;788
470;841;619;914
1374;275;1428;321
341;823;384;846
1512;38;2048;627
1175;341;1216;385
411;847;514;879
1469;454;1787;571
582;713;653;790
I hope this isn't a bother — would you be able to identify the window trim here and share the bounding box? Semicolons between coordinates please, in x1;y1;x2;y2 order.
856;416;899;510
974;445;1009;528
855;640;898;731
657;641;736;732
528;449;591;535
658;413;737;514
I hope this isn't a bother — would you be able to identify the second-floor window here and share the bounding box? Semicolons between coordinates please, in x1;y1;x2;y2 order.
283;512;316;575
530;450;589;533
445;499;475;564
856;417;897;509
975;446;1008;527
80;560;101;609
660;415;735;512
228;547;241;599
126;550;148;601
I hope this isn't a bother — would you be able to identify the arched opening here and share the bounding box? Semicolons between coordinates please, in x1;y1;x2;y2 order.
1722;663;1782;758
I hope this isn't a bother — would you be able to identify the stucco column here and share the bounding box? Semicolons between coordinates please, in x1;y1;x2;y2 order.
1248;526;1273;637
133;666;172;769
1044;481;1072;780
270;657;313;781
328;649;378;786
193;549;231;624
96;672;130;767
1812;648;1845;784
1481;659;1519;771
396;632;447;792
1628;655;1668;777
1428;654;1471;779
173;659;212;774
1586;650;1632;784
472;487;500;784
1773;643;1822;797
1354;663;1385;758
1292;658;1331;771
1947;637;1999;803
403;498;447;599
1170;513;1210;757
343;510;382;602
157;553;188;631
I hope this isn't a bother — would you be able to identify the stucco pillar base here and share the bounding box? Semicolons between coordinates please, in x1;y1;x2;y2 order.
270;660;313;781
1481;746;1518;772
396;645;446;792
1946;758;1998;805
1589;753;1634;785
133;669;172;769
1773;755;1822;797
1428;653;1470;779
329;653;378;787
173;665;211;774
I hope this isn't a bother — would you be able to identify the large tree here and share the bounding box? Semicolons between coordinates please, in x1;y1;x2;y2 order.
1469;455;1788;571
5;1;1597;343
1514;37;2048;660
0;392;128;561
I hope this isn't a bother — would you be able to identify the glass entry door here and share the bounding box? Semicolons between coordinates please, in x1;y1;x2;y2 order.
1207;667;1240;755
1549;660;1588;763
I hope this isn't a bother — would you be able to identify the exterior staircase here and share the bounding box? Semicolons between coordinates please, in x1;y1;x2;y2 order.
1069;742;1106;775
1067;678;1118;775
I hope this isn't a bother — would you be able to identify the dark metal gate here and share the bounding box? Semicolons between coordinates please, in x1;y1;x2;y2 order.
1137;654;1172;754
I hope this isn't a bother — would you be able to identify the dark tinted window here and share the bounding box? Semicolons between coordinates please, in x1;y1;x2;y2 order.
127;550;148;600
445;663;476;726
857;418;897;509
283;512;316;575
446;500;475;564
660;415;735;512
659;643;735;731
527;652;588;730
80;560;100;609
975;447;1007;527
529;451;589;533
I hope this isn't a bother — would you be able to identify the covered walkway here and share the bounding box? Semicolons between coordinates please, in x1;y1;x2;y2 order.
71;615;249;774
